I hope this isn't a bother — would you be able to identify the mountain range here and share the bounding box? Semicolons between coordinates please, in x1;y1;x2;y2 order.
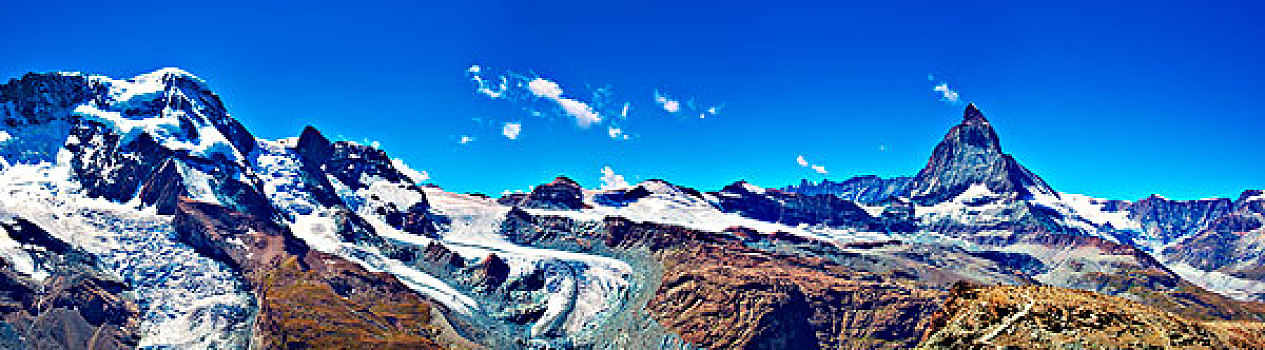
0;69;1263;349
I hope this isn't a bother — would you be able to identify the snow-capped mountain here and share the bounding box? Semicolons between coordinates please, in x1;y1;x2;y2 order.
1;69;1263;349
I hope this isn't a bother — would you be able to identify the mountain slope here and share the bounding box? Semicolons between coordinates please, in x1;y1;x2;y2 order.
0;68;1262;349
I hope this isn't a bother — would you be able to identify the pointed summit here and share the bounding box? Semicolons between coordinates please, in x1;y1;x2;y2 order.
908;105;1054;204
964;103;987;123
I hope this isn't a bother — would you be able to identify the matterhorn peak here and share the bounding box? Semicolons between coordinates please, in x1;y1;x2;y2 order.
908;104;1055;204
963;103;987;123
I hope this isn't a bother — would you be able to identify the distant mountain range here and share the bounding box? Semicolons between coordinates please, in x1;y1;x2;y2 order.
0;69;1262;349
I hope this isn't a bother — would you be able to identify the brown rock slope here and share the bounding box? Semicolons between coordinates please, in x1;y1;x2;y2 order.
0;215;141;349
918;283;1265;349
172;198;450;349
502;210;949;349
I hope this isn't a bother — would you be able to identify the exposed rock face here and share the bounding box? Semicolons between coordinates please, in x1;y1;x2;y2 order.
1165;191;1265;281
713;181;877;229
920;284;1262;349
293;125;438;237
1128;195;1234;245
783;175;913;204
501;211;948;349
908;104;1056;205
1014;233;1264;321
500;176;589;210
0;73;96;125
172;199;446;349
0;215;141;349
421;242;465;270
470;254;510;291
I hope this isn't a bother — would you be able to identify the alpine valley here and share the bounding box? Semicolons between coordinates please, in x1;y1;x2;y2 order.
0;68;1263;349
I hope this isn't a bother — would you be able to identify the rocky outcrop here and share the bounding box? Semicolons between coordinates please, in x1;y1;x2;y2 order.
1012;233;1265;321
293;126;438;236
919;283;1265;348
500;176;589;210
1128;194;1234;244
783;175;913;204
0;73;96;125
470;254;510;292
713;181;877;229
0;215;141;349
420;242;465;270
172;199;447;349
1164;190;1265;281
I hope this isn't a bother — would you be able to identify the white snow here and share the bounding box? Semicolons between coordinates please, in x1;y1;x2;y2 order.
917;184;1010;226
251;138;480;316
75;69;246;164
424;189;637;336
0;221;48;281
173;161;222;205
738;181;765;195
0;160;255;349
1168;262;1265;302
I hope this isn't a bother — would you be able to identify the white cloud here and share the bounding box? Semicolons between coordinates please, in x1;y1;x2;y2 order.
527;78;564;99
933;83;961;103
600;166;630;190
392;158;430;183
0;131;12;144
502;122;522;140
620;102;631;118
513;77;602;128
557;97;601;128
798;154;828;174
471;73;506;99
879;144;888;152
459;135;475;144
663;100;680;113
467;65;509;99
608;127;629;139
654;90;681;113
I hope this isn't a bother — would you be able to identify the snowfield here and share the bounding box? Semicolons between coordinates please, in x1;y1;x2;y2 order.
0;161;255;349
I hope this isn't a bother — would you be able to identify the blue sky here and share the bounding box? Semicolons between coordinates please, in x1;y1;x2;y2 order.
2;0;1262;200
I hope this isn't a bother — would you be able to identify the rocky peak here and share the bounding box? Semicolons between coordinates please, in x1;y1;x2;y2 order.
782;175;913;204
713;180;876;229
507;176;589;210
0;73;96;124
472;253;510;291
908;104;1055;205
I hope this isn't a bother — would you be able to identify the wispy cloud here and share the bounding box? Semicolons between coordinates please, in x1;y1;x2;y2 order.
502;122;522;140
933;83;961;103
600;165;630;190
796;155;828;175
654;90;681;113
469;65;507;98
467;65;723;140
928;74;964;105
608;127;628;140
459;135;475;144
527;78;563;99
